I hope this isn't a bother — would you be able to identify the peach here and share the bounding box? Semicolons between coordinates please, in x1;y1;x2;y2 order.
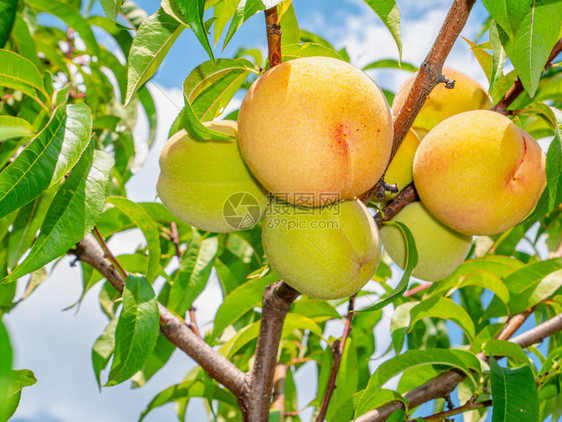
381;202;472;281
413;110;546;235
262;199;381;299
392;67;492;138
383;128;420;201
157;120;268;233
238;56;393;207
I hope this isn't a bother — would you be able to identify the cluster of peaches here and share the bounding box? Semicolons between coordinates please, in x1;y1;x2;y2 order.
157;57;546;300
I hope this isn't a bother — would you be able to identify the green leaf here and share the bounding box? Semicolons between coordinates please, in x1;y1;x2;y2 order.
131;333;175;388
176;93;234;141
0;49;46;101
490;356;538;422
223;0;266;49
100;0;123;21
175;0;214;60
356;349;481;417
11;15;40;67
125;8;184;105
484;340;532;367
107;275;159;386
0;0;17;48
507;269;562;315
0;319;12;420
481;0;532;40
503;258;562;295
363;59;417;72
359;222;417;313
213;0;239;46
183;58;255;122
281;42;344;61
106;197;161;283
0;103;92;220
27;0;100;57
279;4;300;47
167;230;218;316
120;0;148;29
501;0;562;97
489;21;507;91
361;0;402;61
9;369;37;395
0;116;36;142
139;379;237;421
545;128;561;212
210;273;272;340
92;317;117;389
3;147;113;284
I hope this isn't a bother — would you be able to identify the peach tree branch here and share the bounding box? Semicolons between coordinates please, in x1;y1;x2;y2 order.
70;234;248;399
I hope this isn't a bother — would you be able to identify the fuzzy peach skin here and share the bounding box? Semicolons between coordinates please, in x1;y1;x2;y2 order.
413;110;546;236
238;56;393;207
392;67;492;138
383;128;420;201
262;199;381;299
157;120;268;233
381;202;472;281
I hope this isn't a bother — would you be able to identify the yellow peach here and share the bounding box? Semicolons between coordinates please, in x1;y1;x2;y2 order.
413;110;546;235
262;199;381;299
381;202;472;281
157;120;268;233
238;56;393;207
392;67;492;138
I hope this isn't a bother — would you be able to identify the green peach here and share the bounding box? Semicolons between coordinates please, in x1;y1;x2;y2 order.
157;120;268;233
262;199;381;299
381;202;472;281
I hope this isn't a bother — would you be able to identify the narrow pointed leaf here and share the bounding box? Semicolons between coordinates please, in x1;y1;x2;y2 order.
0;49;45;100
0;320;12;420
107;275;159;386
92;317;118;389
125;8;184;105
106;197;161;282
175;0;214;60
490;356;538;422
481;0;533;39
168;230;218;316
0;103;92;220
100;0;123;22
501;0;562;97
489;21;507;91
361;0;402;61
0;0;17;48
0;116;35;142
3;147;113;283
359;221;417;312
176;94;234;141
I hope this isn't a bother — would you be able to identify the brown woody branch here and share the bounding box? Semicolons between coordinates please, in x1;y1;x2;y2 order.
374;183;419;227
265;7;282;68
245;281;300;420
412;399;492;422
316;295;356;422
354;310;562;422
492;38;562;115
71;235;248;399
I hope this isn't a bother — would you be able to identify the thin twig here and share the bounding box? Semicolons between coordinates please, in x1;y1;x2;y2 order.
93;227;128;279
492;38;562;115
496;307;534;341
71;234;248;399
170;222;181;259
265;7;282;68
374;183;419;227
411;399;492;421
188;307;202;338
404;282;432;297
316;295;356;422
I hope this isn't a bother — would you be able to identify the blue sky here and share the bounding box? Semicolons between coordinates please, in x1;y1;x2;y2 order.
4;1;532;421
